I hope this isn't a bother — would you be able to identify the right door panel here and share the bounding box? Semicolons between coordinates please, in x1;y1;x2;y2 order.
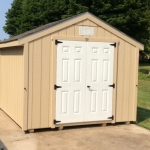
85;42;114;121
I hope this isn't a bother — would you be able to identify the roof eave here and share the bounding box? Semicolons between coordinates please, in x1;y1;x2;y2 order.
0;40;20;48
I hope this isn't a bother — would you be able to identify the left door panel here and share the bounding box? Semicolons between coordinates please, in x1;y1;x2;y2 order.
56;40;86;124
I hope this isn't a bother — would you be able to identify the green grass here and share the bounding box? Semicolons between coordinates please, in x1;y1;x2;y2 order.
139;63;150;70
136;63;150;130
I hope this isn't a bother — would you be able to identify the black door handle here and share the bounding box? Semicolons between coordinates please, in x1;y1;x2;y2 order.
87;86;91;88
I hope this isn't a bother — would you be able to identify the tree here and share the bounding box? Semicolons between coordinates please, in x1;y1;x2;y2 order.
4;0;68;36
3;0;24;36
90;0;150;52
3;0;150;52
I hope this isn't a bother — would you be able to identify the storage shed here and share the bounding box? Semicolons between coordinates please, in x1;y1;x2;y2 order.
0;12;144;132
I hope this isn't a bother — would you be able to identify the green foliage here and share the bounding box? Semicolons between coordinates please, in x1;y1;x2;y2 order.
138;72;150;81
3;0;150;52
62;0;88;18
90;0;150;52
3;0;23;36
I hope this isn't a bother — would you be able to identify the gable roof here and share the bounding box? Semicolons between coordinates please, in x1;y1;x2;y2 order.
0;12;144;50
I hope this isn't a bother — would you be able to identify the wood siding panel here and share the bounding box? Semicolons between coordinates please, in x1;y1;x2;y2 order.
128;45;137;121
97;27;105;38
58;29;66;36
49;34;54;127
82;19;90;26
28;36;51;129
90;21;98;27
76;21;82;26
0;50;1;108
133;49;139;120
40;36;50;127
116;39;125;122
28;42;34;129
66;26;75;36
92;26;98;37
75;26;82;37
104;30;112;38
23;43;28;130
122;43;131;121
0;47;24;128
32;39;42;128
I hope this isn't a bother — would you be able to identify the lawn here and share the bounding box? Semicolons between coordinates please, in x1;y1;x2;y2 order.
136;63;150;130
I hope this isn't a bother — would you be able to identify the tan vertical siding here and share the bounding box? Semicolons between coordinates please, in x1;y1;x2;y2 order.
82;19;91;26
97;27;105;38
104;30;112;38
23;43;29;130
28;42;33;129
76;21;82;26
116;41;138;122
75;26;81;37
40;36;50;127
49;35;54;128
133;49;139;121
32;39;42;128
121;43;131;121
0;50;1;108
66;26;75;36
116;39;125;121
28;35;51;129
0;47;24;127
58;29;66;36
128;45;137;121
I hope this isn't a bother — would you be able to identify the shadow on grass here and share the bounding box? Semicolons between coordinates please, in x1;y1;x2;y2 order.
139;69;150;74
137;107;150;123
139;63;150;66
0;140;8;150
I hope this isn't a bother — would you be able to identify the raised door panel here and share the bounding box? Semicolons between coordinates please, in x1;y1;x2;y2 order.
85;42;114;121
56;40;86;124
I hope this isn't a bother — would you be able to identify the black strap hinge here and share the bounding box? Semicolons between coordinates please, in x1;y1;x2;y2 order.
55;40;63;45
108;115;114;120
109;83;115;88
54;85;62;90
110;43;116;47
54;119;61;124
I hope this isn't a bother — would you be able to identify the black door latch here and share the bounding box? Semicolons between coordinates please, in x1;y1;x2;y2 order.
55;40;63;45
110;43;116;47
54;119;61;124
109;84;115;88
108;116;114;120
54;85;62;90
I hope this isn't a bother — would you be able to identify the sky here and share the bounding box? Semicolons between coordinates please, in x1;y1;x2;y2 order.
0;0;13;40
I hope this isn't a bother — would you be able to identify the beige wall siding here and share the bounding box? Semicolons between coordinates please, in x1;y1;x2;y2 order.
0;50;1;108
116;42;138;122
28;35;51;129
27;19;139;129
0;47;24;127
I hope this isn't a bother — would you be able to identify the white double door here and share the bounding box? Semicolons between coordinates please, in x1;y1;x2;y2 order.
56;40;114;124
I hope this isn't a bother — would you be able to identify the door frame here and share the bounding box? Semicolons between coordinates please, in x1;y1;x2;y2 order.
50;36;119;128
